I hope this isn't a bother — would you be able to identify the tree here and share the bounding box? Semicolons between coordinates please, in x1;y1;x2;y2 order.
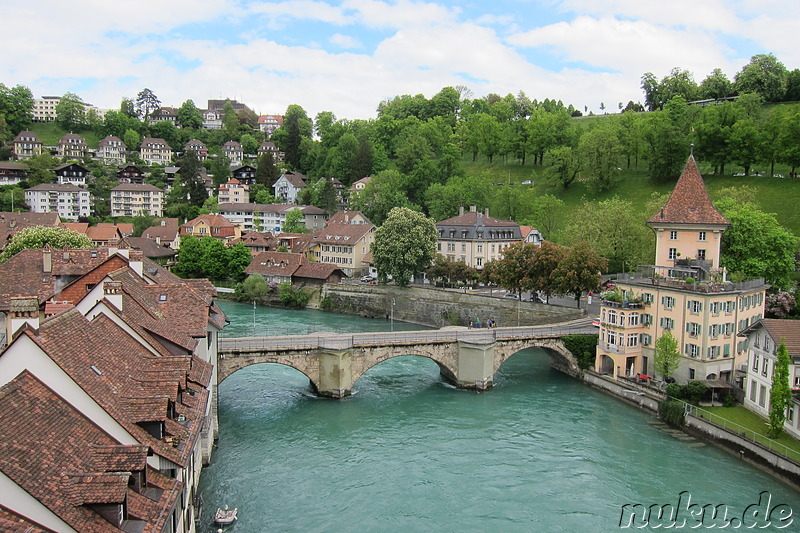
0;83;34;133
281;104;313;170
123;129;141;153
769;340;792;437
177;99;204;129
0;186;24;212
371;207;437;287
643;97;691;182
735;54;789;103
525;194;565;241
716;197;798;290
544;146;580;188
577;122;621;192
119;97;137;118
700;68;733;99
210;155;232;187
529;241;565;302
0;226;92;262
654;331;680;380
240;133;259;157
55;92;86;131
485;241;537;297
24;154;58;186
177;150;208;207
135;88;160;122
350;170;416;225
552;241;607;307
283;208;308;233
256;151;280;187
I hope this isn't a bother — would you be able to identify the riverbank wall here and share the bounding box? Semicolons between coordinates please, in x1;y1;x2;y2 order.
583;370;800;491
318;283;583;328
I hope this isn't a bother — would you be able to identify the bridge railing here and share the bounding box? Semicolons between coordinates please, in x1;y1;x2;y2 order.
219;319;596;353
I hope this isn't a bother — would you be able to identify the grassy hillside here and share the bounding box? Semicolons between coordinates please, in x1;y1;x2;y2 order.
30;122;102;147
462;158;800;237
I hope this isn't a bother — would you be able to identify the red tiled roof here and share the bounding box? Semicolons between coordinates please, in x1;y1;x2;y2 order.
436;210;518;228
311;222;374;245
246;251;305;277
0;505;52;532
753;319;800;356
647;156;729;227
294;262;345;280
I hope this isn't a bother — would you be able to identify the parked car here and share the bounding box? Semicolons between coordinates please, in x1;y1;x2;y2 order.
504;293;521;300
592;317;601;327
360;275;376;283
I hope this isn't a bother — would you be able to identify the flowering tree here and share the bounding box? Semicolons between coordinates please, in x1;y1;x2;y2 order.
371;207;437;287
765;291;797;319
0;226;92;262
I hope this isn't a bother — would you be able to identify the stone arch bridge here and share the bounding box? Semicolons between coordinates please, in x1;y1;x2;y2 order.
217;319;596;398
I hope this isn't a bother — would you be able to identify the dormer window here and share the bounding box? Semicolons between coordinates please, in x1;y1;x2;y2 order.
159;294;167;302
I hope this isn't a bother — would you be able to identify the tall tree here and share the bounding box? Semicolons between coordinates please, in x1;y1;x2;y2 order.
177;99;204;129
281;104;313;170
135;88;161;122
1;226;92;262
654;331;680;380
643;97;691;182
552;241;607;307
769;340;792;437
283;207;308;233
530;241;566;303
371;207;437;287
699;68;733;99
484;241;537;298
735;54;789;103
178;150;208;207
0;83;34;133
578;121;622;192
55;92;86;131
256;150;280;187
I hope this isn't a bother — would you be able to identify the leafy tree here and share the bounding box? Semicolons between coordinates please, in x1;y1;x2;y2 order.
0;115;10;145
766;292;797;319
578;121;621;192
24;154;58;186
0;83;34;133
240;133;260;157
120;97;137;118
785;69;800;102
209;155;232;187
237;273;271;304
700;68;733;99
256;150;280;187
281;104;313;170
552;241;607;307
485;241;537;297
1;226;93;262
177;150;208;207
350;170;416;225
135;88;161;122
545;145;580;188
371;207;437;287
643;97;691;182
174;235;245;280
716;197;798;290
769;340;792;437
55;92;86;131
0;186;25;212
525;194;565;241
228;242;253;282
616;110;644;169
177;99;203;129
735;54;789;103
562;197;653;274
283;208;308;233
654;331;680;380
530;240;565;302
123;129;141;153
695;101;739;175
641;72;661;111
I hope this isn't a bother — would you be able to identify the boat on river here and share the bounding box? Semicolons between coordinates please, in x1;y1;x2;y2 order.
213;505;238;525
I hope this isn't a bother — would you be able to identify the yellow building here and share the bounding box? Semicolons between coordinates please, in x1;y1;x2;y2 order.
595;156;766;385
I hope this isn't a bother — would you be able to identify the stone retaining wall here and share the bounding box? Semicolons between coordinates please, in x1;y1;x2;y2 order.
320;284;583;328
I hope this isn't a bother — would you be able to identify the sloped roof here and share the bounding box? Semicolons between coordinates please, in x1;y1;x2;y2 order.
647;155;729;227
294;262;345;280
744;319;800;357
245;251;305;277
436;210;518;228
311;222;374;245
142;218;179;241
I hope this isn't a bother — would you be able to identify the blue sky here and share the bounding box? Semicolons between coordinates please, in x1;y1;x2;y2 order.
2;1;797;120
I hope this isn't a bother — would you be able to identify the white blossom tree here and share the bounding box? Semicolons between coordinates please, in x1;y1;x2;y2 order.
371;207;437;287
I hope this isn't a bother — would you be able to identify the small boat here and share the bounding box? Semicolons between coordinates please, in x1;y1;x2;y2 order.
213;505;238;525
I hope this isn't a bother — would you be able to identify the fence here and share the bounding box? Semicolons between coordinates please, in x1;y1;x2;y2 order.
681;401;800;464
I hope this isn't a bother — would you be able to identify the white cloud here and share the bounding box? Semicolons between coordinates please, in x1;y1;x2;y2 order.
250;0;352;25
342;0;461;28
330;33;363;49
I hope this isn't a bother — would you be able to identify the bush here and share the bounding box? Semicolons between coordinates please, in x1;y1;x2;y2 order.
723;394;736;407
659;400;686;427
278;282;310;308
561;334;599;370
666;382;683;399
684;381;708;405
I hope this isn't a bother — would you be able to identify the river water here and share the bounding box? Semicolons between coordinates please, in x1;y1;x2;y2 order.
199;301;800;531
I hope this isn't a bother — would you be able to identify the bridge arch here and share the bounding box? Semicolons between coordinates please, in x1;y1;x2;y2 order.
218;351;321;390
350;346;459;386
493;338;581;378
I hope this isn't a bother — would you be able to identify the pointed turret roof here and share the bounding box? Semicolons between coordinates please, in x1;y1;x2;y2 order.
647;155;729;227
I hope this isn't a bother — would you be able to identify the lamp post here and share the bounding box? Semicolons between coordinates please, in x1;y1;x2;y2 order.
252;300;256;337
391;298;395;332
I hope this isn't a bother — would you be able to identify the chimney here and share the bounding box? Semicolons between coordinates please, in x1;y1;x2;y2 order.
42;249;52;273
469;205;476;212
459;206;464;216
103;281;123;311
484;208;490;217
8;297;39;340
128;250;144;278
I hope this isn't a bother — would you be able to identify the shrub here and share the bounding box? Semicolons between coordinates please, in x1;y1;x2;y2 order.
684;381;708;405
561;334;599;370
278;282;310;308
723;394;736;407
659;400;686;427
666;382;683;399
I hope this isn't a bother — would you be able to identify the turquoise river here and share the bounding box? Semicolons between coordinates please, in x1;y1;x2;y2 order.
198;301;800;531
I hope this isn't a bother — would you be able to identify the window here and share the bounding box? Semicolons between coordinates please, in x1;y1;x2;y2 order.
686;322;701;337
661;296;675;310
660;317;674;330
707;345;720;359
477;244;483;253
697;249;706;260
685;344;700;358
669;248;677;260
627;334;638;347
750;380;757;402
689;368;696;380
640;334;652;346
670;230;678;240
687;300;702;314
759;385;766;408
628;313;639;326
762;358;769;377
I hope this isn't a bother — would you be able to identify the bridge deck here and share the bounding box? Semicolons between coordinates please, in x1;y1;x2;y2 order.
219;318;596;352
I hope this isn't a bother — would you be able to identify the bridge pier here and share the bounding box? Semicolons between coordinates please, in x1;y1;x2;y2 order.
317;348;354;399
452;341;495;391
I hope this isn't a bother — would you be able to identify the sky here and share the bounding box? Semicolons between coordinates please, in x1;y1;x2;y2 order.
2;1;797;121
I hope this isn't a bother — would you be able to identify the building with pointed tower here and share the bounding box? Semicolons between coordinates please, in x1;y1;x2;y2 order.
594;155;767;387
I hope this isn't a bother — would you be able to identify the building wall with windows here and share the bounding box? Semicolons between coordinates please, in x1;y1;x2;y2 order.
435;206;521;270
25;184;93;220
110;184;164;217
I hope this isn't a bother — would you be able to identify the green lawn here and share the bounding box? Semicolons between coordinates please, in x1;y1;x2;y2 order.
462;158;800;237
698;405;800;461
29;122;102;149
